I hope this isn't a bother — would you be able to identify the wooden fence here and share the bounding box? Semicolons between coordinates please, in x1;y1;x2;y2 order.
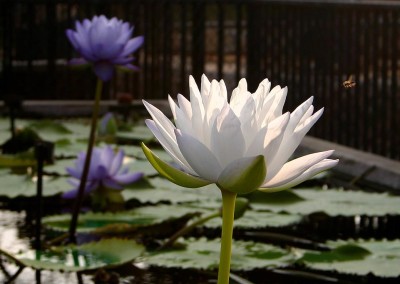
1;0;399;159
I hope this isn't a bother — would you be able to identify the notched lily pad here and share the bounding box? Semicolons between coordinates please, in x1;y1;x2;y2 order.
0;238;144;272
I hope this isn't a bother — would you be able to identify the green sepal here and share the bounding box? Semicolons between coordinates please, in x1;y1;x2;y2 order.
217;155;266;195
141;143;211;188
233;197;250;220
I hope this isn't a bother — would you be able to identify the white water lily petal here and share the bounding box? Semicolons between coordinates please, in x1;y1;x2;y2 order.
217;155;266;194
262;113;290;169
210;105;246;168
177;94;192;120
145;119;195;175
263;150;334;188
172;105;194;138
271;87;288;118
261;87;287;127
175;130;222;181
142;104;194;171
168;95;178;121
230;79;251;117
201;74;211;98
268;107;324;176
285;97;314;135
189;76;206;141
257;93;275;124
244;126;268;158
143;100;177;143
219;80;228;101
143;75;338;195
299;105;315;126
253;78;271;108
259;159;339;192
204;79;220;109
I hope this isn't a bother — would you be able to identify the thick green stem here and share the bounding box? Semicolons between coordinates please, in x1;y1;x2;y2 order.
68;79;103;243
218;189;237;284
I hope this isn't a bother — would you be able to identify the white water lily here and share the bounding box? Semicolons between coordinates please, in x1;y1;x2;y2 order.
142;75;338;194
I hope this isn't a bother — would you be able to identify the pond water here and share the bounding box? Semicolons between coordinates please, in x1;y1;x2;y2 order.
0;210;92;283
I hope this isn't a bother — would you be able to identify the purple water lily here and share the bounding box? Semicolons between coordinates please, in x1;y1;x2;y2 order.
66;15;144;81
63;146;143;199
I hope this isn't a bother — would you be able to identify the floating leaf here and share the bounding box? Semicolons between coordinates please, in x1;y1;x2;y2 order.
123;158;160;176
61;121;91;139
0;174;70;198
122;177;220;204
25;120;73;142
142;238;294;270
53;139;88;158
43;205;204;233
1;238;144;272
118;145;173;162
203;210;303;229
117;125;155;142
250;188;400;216
300;239;400;277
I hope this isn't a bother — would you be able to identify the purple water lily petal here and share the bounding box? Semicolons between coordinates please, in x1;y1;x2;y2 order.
111;57;134;65
110;149;124;175
65;145;143;200
93;165;108;180
103;178;123;190
120;36;144;57
62;189;80;199
66;15;143;81
66;166;82;179
121;63;140;71
113;172;144;184
67;178;81;187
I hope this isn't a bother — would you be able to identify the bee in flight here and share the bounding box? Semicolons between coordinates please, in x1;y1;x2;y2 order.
343;75;356;88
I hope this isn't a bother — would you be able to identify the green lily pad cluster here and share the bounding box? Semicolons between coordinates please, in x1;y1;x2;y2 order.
0;117;400;281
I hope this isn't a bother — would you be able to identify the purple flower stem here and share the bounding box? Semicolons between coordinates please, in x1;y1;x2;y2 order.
68;79;103;243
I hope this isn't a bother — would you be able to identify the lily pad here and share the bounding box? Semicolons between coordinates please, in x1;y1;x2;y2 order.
26;120;73;142
123;158;160;176
0;174;70;198
250;187;400;216
0;238;144;272
118;144;173;162
122;177;220;204
300;239;400;277
204;210;303;229
142;238;294;270
53;139;88;158
43;205;204;233
117;125;155;142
